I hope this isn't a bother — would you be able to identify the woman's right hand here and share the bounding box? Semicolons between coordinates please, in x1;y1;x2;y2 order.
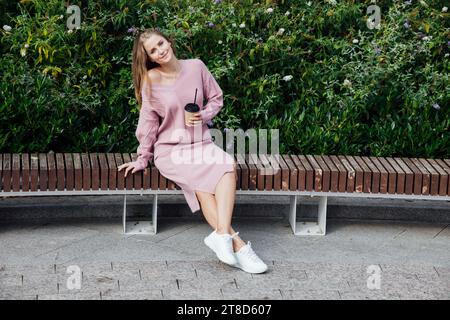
118;161;145;178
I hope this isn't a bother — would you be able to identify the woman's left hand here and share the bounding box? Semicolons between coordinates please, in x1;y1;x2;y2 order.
189;112;203;126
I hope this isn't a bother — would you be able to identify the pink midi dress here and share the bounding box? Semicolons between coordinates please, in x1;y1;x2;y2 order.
132;58;235;213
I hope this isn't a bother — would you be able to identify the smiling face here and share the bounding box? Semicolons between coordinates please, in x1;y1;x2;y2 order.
142;34;174;65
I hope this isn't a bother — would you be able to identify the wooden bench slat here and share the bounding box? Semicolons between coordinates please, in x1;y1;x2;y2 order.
21;153;30;191
142;158;151;190
263;154;280;191
0;154;3;191
97;153;109;190
433;159;450;196
151;158;159;190
55;153;65;191
89;153;100;190
385;157;405;194
337;155;355;192
305;155;323;192
258;154;273;191
345;156;364;193
234;154;241;190
130;153;142;190
247;154;264;190
273;154;290;191
142;164;150;189
297;155;314;192
72;153;82;191
64;153;74;190
281;154;298;191
376;157;396;194
289;155;307;191
121;153;133;190
246;154;258;190
409;158;430;195
368;157;388;193
360;156;380;193
79;152;91;190
236;154;248;190
393;158;414;195
114;153;125;190
47;153;57;191
30;153;39;192
313;155;331;192
106;153;117;190
12;154;20;192
401;158;423;195
353;156;372;193
418;158;440;195
329;155;347;193
321;155;339;192
38;153;48;191
3;154;11;192
426;158;449;196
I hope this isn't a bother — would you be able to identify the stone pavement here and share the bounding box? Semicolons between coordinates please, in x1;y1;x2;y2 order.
0;217;449;300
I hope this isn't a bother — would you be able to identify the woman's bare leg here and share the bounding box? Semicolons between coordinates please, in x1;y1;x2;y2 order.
196;189;246;252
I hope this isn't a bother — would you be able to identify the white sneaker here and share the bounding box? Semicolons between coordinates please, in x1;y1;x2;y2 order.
204;230;238;266
232;241;268;274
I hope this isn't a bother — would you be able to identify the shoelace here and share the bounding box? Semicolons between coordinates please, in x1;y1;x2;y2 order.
241;241;261;262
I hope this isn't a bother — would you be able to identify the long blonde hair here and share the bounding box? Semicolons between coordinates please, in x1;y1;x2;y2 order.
131;28;178;109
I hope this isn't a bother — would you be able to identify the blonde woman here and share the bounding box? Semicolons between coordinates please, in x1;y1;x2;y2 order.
118;28;267;274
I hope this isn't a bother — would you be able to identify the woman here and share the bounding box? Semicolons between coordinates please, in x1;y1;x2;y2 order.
118;28;267;274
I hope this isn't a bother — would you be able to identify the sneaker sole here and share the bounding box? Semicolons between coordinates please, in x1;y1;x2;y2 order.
204;236;237;266
232;262;268;274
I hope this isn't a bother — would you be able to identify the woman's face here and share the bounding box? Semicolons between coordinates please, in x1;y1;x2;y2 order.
143;34;174;65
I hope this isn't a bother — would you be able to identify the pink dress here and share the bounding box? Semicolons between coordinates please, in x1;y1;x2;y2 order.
132;58;235;213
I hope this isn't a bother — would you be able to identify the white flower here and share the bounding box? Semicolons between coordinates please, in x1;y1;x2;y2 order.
445;53;450;57
83;75;87;79
352;39;359;44
232;23;237;28
68;29;73;33
76;26;81;30
266;8;273;13
24;43;29;48
306;1;312;6
328;0;337;6
285;11;290;16
218;40;223;44
3;25;12;32
442;7;448;12
239;23;245;28
343;79;352;87
282;75;293;82
422;36;431;41
20;48;26;57
59;15;64;19
277;28;285;35
432;103;440;110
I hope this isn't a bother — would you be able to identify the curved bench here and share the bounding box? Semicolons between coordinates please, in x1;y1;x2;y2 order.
1;153;449;235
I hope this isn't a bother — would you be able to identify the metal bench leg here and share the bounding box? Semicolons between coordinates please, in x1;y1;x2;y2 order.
122;193;158;235
289;195;327;236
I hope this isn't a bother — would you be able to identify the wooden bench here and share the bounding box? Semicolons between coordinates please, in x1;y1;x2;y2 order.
1;153;449;235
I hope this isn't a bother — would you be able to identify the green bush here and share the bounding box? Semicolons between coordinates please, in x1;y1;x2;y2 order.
1;0;449;157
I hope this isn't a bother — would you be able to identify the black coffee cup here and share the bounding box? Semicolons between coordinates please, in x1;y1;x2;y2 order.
184;103;200;127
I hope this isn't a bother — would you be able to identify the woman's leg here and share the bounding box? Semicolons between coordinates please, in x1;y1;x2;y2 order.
214;171;236;234
196;189;246;252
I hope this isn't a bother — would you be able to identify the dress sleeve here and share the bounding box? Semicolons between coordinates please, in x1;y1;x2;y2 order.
198;59;224;124
133;84;160;171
